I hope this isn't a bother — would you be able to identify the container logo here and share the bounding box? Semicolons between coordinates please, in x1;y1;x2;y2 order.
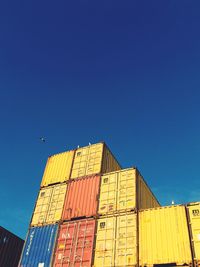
100;222;105;228
103;178;108;183
192;209;200;216
26;230;35;256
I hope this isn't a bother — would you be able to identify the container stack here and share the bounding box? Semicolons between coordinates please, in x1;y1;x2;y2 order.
19;142;121;267
93;168;160;267
18;142;200;267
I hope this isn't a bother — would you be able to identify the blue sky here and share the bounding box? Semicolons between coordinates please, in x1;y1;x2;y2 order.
0;1;200;239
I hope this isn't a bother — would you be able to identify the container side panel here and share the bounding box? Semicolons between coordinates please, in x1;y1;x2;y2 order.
138;173;160;210
115;213;137;266
53;219;96;267
101;145;121;174
117;169;136;212
62;175;100;220
94;217;116;267
41;151;75;187
187;203;200;261
98;173;118;215
0;227;24;267
139;206;192;266
19;224;58;267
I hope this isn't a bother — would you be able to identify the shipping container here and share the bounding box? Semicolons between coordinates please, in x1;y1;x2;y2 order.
70;142;121;179
94;213;137;267
31;183;67;226
53;218;96;267
0;226;24;267
98;168;160;215
41;150;75;187
187;202;200;266
139;205;193;267
62;175;100;220
19;224;58;267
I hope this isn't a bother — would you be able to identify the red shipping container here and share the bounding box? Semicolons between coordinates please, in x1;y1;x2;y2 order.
53;219;96;267
62;175;100;220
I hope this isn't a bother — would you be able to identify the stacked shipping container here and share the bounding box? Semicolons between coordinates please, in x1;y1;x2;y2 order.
0;226;24;267
19;142;200;267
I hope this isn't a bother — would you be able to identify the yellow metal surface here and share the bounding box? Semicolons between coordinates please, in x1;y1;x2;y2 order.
139;205;192;266
41;151;75;187
31;183;67;226
94;216;116;267
187;202;200;261
115;213;137;267
137;173;160;209
70;142;121;179
99;168;160;215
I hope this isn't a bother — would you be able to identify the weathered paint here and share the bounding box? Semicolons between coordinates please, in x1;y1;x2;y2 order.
53;219;96;267
19;224;58;267
62;175;100;220
0;226;24;267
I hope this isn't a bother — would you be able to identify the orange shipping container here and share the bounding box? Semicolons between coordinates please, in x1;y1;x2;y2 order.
62;175;100;220
53;219;96;267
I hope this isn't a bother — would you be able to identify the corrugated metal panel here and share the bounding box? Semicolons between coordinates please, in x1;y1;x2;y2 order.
0;226;24;267
31;183;67;226
62;175;100;220
19;224;58;267
98;168;160;216
187;202;200;264
94;216;116;267
70;143;121;179
53;219;96;267
41;150;75;187
115;213;137;267
139;205;193;266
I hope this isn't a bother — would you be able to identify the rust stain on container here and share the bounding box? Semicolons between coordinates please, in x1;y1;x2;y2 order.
62;175;100;220
53;218;96;267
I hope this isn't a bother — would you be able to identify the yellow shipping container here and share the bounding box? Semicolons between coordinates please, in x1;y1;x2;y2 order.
41;150;75;187
98;168;160;215
139;205;193;267
94;213;137;267
70;142;121;179
31;183;67;226
187;202;200;265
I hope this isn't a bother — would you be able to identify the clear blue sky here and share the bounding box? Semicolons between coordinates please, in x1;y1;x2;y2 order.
0;1;200;239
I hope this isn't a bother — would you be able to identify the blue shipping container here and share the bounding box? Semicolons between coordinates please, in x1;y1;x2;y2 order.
19;224;58;267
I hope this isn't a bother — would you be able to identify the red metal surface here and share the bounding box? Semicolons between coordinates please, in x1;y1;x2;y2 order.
62;175;100;220
53;219;96;267
0;226;24;267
